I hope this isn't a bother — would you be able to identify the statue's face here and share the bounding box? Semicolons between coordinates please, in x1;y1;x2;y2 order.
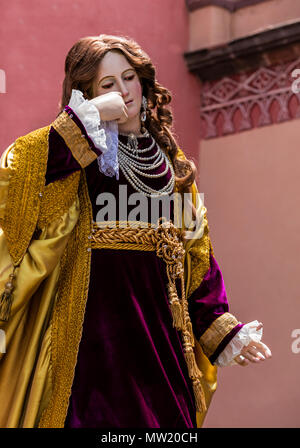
94;50;143;127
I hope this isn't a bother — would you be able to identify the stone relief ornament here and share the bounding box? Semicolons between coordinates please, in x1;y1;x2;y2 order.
200;57;300;138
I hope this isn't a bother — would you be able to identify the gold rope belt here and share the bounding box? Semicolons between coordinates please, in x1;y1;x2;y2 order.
90;221;206;413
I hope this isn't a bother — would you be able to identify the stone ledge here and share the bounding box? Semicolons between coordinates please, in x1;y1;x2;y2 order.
184;21;300;81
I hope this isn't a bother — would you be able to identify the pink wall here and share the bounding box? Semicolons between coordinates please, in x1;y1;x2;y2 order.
0;0;201;159
200;121;300;427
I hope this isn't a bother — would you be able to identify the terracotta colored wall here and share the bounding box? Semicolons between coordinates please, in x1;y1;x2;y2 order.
0;0;201;159
188;0;300;51
199;120;300;427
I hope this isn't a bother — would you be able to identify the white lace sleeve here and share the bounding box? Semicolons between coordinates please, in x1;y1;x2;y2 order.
214;320;263;367
68;89;119;179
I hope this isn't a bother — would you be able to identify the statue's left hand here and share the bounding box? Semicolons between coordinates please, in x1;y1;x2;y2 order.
234;323;272;366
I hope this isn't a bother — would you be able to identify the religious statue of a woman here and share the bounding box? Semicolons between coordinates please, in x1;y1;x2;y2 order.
0;34;271;428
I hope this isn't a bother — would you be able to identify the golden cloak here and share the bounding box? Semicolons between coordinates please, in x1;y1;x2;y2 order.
0;116;236;428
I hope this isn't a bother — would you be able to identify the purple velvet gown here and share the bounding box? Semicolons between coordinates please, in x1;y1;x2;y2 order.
46;110;243;428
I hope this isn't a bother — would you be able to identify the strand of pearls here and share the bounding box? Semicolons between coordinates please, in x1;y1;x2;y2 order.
119;136;156;155
118;149;166;173
118;139;158;161
118;134;175;197
120;162;175;198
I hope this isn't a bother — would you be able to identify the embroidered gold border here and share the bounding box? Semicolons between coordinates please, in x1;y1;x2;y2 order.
186;218;211;298
1;128;50;265
91;241;155;251
174;152;213;300
52;111;98;168
38;171;93;428
0;167;12;219
91;221;167;251
199;312;240;359
38;171;81;228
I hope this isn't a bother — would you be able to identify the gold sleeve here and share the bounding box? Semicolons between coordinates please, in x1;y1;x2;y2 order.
0;124;90;427
0;196;80;427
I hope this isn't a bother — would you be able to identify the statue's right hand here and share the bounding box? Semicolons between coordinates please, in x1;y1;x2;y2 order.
89;92;128;123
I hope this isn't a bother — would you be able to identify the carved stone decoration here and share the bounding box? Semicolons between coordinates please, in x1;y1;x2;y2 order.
200;57;300;139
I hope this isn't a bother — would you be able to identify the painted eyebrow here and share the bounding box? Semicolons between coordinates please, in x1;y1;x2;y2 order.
98;69;135;85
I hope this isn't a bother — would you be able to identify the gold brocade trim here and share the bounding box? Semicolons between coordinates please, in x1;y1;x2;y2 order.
52;111;98;168
38;171;81;228
0;127;50;265
90;221;207;414
186;215;211;298
0;167;12;219
175;148;213;299
199;312;240;359
209;238;215;258
92;241;155;251
91;221;165;251
38;171;93;428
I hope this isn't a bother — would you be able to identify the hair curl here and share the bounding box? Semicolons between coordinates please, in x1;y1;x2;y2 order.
60;34;196;194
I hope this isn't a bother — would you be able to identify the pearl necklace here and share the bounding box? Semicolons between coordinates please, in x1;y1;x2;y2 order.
118;133;175;197
119;131;152;154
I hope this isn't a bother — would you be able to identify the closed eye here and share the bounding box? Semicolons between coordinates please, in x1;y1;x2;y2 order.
102;74;135;89
125;74;135;81
102;82;114;89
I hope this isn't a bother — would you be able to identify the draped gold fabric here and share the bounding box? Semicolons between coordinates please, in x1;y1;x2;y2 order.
175;147;218;426
0;197;80;426
0;127;218;428
0;128;49;266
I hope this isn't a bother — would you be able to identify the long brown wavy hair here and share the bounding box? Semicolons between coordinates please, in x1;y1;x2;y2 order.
60;34;196;193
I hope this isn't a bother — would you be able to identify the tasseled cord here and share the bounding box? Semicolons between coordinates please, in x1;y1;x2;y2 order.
0;265;18;322
167;283;184;330
192;378;207;414
184;345;207;413
167;275;207;413
179;274;207;414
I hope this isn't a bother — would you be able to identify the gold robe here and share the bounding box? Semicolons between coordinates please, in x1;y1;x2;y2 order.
0;113;238;428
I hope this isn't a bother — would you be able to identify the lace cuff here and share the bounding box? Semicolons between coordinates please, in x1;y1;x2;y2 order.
68;89;119;179
214;320;263;367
